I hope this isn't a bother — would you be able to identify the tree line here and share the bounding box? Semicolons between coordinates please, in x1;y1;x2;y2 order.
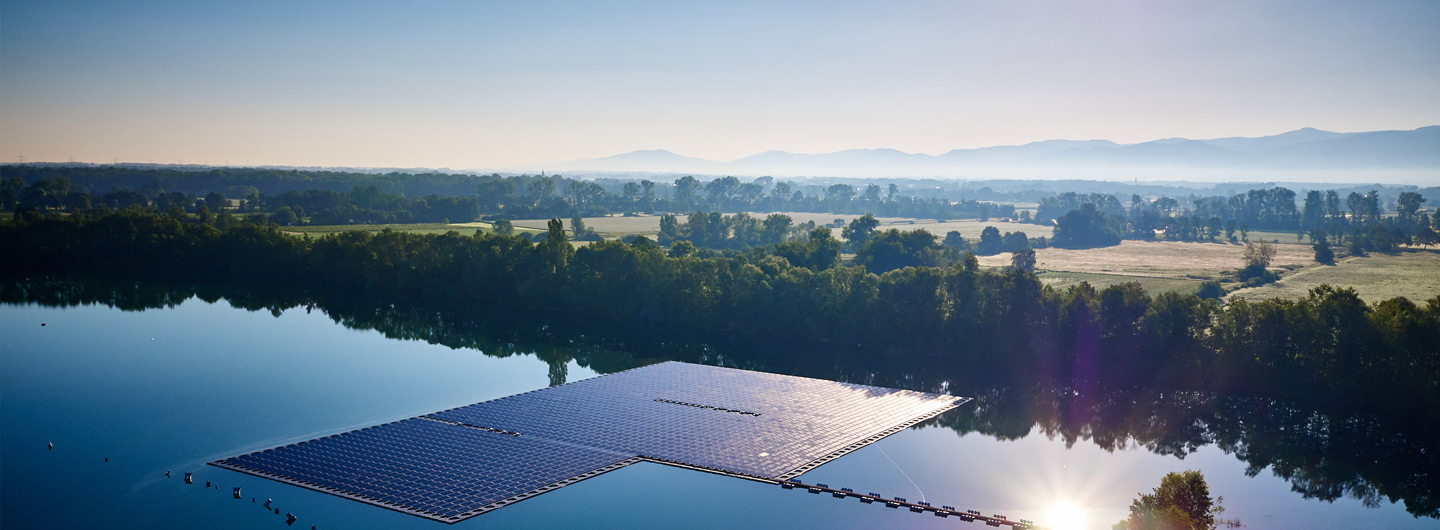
2;209;1435;422
1;167;1016;224
1029;187;1440;259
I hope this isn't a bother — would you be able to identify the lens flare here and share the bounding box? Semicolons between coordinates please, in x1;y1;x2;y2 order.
1045;501;1087;530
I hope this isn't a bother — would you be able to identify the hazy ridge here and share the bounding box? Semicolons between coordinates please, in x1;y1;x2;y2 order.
534;126;1440;182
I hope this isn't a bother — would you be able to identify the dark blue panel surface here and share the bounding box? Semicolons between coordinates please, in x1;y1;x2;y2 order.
430;362;964;478
213;362;966;523
215;418;633;521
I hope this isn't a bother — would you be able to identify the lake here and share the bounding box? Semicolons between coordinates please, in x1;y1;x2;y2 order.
1;284;1434;530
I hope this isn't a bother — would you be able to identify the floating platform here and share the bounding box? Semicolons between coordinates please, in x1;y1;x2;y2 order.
211;361;967;523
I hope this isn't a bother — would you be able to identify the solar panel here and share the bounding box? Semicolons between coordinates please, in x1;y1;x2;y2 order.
213;361;968;523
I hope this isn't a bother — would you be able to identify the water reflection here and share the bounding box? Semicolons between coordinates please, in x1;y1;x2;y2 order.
1047;501;1086;530
2;277;1435;520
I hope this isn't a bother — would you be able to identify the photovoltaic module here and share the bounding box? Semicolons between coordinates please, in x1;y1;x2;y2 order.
212;361;969;523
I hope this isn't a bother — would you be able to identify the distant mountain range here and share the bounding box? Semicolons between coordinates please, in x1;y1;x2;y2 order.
531;126;1440;180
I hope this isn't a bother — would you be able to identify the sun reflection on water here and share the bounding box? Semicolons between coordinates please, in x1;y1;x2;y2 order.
1044;500;1087;530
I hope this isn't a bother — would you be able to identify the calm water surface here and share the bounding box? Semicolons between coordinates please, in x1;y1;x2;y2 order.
1;297;1433;530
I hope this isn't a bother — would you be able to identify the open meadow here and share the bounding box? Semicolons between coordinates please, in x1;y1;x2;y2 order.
976;240;1312;277
277;220;1432;302
510;213;1053;240
282;222;543;237
1032;271;1216;295
1228;249;1440;303
975;240;1315;294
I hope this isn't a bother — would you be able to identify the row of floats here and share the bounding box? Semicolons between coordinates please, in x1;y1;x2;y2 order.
780;480;1042;530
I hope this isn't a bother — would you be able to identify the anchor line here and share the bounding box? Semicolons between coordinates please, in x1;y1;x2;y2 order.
878;447;925;503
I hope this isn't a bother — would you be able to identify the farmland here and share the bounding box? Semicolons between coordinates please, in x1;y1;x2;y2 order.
1228;249;1440;303
1032;271;1214;295
275;216;1435;302
974;240;1315;294
283;223;471;237
281;222;543;237
975;240;1312;277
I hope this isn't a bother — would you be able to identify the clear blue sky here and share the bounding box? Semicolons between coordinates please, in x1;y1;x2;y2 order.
3;0;1437;168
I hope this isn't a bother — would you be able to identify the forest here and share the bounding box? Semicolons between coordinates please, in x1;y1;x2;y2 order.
0;167;1014;222
5;167;1437;259
2;208;1435;426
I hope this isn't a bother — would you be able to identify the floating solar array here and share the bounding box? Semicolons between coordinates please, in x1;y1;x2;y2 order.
213;361;968;523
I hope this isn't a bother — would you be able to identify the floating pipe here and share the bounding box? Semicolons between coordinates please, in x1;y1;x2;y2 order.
781;480;1049;529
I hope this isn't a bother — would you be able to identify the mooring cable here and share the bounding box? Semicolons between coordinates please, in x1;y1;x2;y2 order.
877;447;925;503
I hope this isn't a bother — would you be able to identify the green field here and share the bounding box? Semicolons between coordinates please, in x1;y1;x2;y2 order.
511;215;666;238
282;222;543;237
509;213;1053;241
1035;271;1207;295
284;223;466;236
1243;229;1309;244
1228;249;1440;303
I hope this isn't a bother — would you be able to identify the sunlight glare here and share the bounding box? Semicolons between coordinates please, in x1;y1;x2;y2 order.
1045;501;1087;530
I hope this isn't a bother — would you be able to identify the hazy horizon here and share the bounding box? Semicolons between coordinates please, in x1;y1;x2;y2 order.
3;1;1439;177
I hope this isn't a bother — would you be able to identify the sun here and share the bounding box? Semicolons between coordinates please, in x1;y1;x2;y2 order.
1045;500;1088;530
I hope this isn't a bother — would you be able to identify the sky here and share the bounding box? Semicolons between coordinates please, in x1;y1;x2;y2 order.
2;0;1438;170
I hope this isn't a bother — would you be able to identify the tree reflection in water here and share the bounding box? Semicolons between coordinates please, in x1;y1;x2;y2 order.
3;277;1435;519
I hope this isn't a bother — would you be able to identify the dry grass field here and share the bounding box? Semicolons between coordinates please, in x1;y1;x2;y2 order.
1227;249;1440;303
975;240;1312;279
893;219;1053;239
